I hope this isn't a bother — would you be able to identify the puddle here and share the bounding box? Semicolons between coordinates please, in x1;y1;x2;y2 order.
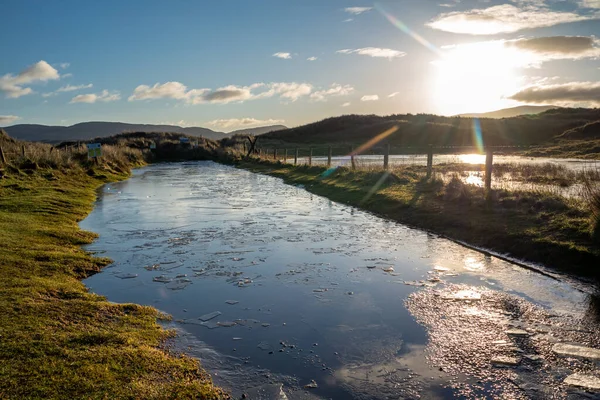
82;161;600;399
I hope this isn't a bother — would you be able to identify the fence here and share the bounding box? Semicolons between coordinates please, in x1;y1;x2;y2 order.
0;143;88;166
250;144;537;192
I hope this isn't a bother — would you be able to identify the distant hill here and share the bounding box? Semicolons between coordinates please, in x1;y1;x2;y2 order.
260;108;600;148
560;120;600;140
1;122;287;144
456;105;560;119
228;125;287;136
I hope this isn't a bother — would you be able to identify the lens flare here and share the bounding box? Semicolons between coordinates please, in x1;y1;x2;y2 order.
361;171;390;205
352;126;398;156
472;118;484;153
374;3;442;57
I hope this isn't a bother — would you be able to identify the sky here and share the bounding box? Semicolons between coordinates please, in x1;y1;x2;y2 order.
1;0;599;131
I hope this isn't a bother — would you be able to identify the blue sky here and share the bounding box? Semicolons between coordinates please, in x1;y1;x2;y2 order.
1;0;599;131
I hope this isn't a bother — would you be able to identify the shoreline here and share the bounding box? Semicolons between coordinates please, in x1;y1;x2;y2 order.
0;161;227;399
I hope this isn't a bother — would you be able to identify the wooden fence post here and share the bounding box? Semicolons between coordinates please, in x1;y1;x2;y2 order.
0;146;6;164
351;146;356;170
426;145;433;178
327;146;332;168
284;149;288;163
274;148;278;160
21;145;26;157
485;147;493;192
294;148;298;165
309;147;313;166
384;143;390;170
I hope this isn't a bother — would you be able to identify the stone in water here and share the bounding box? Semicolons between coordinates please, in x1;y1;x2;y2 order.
505;329;529;337
491;356;520;366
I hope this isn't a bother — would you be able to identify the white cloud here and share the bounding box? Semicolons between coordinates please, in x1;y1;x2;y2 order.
0;60;60;98
310;84;354;101
343;18;354;22
0;115;20;125
388;92;400;98
43;83;94;97
580;0;600;8
361;95;379;101
207;117;285;130
341;102;351;107
129;81;199;101
337;47;407;59
59;63;70;69
62;73;73;79
307;56;318;61
70;90;121;104
504;36;600;60
345;7;372;14
426;4;599;35
269;82;313;101
509;81;600;106
273;52;292;59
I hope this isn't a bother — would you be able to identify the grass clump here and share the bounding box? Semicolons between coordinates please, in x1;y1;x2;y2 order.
0;134;226;399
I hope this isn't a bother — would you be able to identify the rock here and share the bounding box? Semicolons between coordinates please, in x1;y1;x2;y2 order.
304;380;318;389
491;356;520;366
553;343;600;361
505;329;529;337
434;266;450;272
442;290;481;301
564;373;600;390
524;354;544;362
382;266;394;273
199;311;222;321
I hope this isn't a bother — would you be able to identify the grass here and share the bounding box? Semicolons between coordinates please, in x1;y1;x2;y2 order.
236;158;600;280
0;133;226;399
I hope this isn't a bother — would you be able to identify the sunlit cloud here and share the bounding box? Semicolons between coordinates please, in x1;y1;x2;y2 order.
70;90;121;104
0;60;60;98
344;7;372;15
426;4;598;35
361;95;379;101
310;84;354;101
341;102;351;107
388;92;400;98
59;63;70;69
504;36;600;60
307;56;318;61
207;117;285;130
508;81;600;106
129;81;315;104
337;47;406;59
0;115;20;125
580;0;600;8
273;52;292;59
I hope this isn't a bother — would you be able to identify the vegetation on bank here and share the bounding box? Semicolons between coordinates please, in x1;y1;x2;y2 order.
234;158;600;280
0;131;226;399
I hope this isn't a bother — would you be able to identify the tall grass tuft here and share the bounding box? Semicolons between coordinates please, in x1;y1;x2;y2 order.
583;174;600;242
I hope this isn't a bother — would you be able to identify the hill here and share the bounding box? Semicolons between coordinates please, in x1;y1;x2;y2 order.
228;125;287;136
1;121;287;143
258;108;600;148
456;105;559;119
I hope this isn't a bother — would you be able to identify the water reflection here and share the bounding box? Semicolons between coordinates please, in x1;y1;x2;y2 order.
81;161;598;399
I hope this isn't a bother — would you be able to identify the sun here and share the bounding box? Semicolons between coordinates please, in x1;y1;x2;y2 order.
432;41;526;116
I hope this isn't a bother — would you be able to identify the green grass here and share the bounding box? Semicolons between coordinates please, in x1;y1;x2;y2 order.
0;151;226;398
238;159;600;280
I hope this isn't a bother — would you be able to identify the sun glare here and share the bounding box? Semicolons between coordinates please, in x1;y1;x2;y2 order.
458;154;486;164
432;41;526;116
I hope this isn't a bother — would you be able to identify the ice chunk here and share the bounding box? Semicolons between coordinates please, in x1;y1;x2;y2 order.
225;300;239;305
217;321;237;327
245;383;289;400
553;343;600;361
564;373;600;390
505;328;529;337
199;311;222;321
152;275;172;283
491;356;520;366
382;266;394;273
116;273;138;279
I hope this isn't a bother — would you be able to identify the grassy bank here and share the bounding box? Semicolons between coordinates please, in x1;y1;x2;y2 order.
236;159;600;280
0;134;226;398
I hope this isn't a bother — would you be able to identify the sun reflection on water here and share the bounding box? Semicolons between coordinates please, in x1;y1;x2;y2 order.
458;154;486;164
